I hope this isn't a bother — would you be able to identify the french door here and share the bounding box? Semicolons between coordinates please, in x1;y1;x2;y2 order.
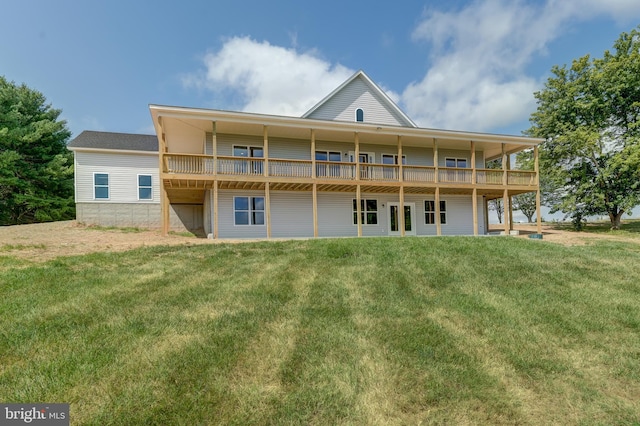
388;202;416;236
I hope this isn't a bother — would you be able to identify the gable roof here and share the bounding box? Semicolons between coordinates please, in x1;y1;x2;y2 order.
67;130;158;152
302;70;417;128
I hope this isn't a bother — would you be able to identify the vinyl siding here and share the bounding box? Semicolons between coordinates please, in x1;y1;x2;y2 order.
271;192;314;237
306;78;410;126
217;190;268;239
74;151;160;203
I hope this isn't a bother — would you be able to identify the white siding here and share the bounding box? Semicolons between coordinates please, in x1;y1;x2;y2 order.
271;192;314;237
217;190;268;239
74;151;160;204
306;77;410;126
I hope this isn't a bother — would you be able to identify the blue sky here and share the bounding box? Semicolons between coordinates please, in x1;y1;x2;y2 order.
2;0;640;141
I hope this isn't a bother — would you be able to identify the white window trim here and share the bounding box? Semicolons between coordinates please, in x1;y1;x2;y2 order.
352;198;379;226
233;196;266;226
424;199;448;226
315;150;342;162
232;144;264;158
444;157;468;168
381;153;407;164
348;151;376;163
137;174;153;201
93;172;110;200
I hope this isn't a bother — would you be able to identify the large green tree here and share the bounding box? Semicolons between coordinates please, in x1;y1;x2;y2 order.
528;27;640;229
0;76;74;225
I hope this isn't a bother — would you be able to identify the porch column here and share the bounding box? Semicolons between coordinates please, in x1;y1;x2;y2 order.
355;132;360;181
502;143;508;186
399;186;406;237
311;129;316;179
506;154;513;231
398;135;405;236
263;126;269;177
356;184;362;237
265;182;271;238
213;180;219;239
433;138;439;183
503;188;510;235
312;183;318;237
435;187;442;236
212;121;217;174
157;124;170;236
535;146;542;234
471;140;478;236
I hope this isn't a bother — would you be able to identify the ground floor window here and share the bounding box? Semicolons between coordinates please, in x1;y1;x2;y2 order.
425;200;447;224
138;174;152;200
94;173;109;199
234;196;265;225
353;199;378;225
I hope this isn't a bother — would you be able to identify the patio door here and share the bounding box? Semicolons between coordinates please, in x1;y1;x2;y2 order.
388;202;416;236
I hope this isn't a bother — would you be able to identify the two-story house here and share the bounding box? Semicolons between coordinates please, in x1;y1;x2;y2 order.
68;70;543;238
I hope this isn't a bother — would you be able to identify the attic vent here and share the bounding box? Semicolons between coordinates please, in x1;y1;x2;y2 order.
356;108;364;122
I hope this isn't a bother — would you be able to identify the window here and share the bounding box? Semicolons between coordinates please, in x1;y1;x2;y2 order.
425;200;447;224
356;108;364;122
381;154;406;165
316;151;342;177
445;158;467;168
234;196;265;225
94;173;109;199
138;175;152;200
233;145;264;174
353;199;378;225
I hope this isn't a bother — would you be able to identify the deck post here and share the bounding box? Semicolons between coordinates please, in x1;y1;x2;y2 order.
472;188;478;236
470;140;476;184
263;126;269;177
355;132;360;181
265;182;271;238
212;121;217;175
435;187;442;236
399;186;405;237
534;146;542;234
356;184;362;237
433;138;439;183
398;135;403;182
213;181;218;239
312;183;318;237
311;129;316;179
503;188;510;235
157;125;170;236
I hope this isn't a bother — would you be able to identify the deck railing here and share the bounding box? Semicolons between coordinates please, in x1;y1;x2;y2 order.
163;154;536;187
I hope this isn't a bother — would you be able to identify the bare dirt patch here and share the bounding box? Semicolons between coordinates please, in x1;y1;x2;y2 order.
0;220;636;262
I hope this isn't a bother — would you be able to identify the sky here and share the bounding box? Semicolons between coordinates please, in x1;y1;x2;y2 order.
2;0;640;222
3;0;640;139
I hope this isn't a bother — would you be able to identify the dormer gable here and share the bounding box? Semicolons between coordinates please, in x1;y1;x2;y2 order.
302;70;416;128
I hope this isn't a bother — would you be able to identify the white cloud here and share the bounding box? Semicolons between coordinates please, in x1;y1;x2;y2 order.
183;36;353;116
402;0;640;132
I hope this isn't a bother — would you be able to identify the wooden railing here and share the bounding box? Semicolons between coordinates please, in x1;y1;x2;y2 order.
163;154;537;187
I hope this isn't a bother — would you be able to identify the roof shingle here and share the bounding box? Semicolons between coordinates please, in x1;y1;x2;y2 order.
68;131;158;152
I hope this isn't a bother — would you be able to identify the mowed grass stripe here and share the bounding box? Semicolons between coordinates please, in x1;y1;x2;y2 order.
1;237;640;424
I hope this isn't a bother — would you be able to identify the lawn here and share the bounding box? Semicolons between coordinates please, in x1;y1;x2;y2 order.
1;236;639;425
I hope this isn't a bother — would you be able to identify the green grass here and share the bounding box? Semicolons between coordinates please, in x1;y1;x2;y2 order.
1;237;639;425
552;218;640;238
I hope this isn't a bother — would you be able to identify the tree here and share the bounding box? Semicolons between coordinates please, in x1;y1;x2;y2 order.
0;76;74;225
488;197;504;223
527;27;640;230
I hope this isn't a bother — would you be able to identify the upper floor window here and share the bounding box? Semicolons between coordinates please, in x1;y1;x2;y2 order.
445;158;467;168
138;174;153;200
94;173;109;199
356;108;364;122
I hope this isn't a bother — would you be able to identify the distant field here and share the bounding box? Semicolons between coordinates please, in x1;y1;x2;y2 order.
1;236;639;425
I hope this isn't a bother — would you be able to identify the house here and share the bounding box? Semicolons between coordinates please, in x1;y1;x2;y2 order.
68;70;543;238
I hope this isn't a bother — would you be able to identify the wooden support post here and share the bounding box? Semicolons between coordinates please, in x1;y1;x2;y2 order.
502;143;508;186
161;185;170;236
435;187;442;236
157;123;170;236
355;132;360;181
265;182;271;238
534;146;542;234
398;135;403;182
312;183;318;238
311;129;316;179
472;188;478;236
399;186;405;237
356;184;362;237
213;181;218;239
433;138;439;183
263;126;269;177
503;188;510;235
470;140;476;184
212;121;217;174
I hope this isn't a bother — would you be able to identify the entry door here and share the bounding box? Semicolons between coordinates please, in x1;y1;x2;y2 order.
388;202;416;236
